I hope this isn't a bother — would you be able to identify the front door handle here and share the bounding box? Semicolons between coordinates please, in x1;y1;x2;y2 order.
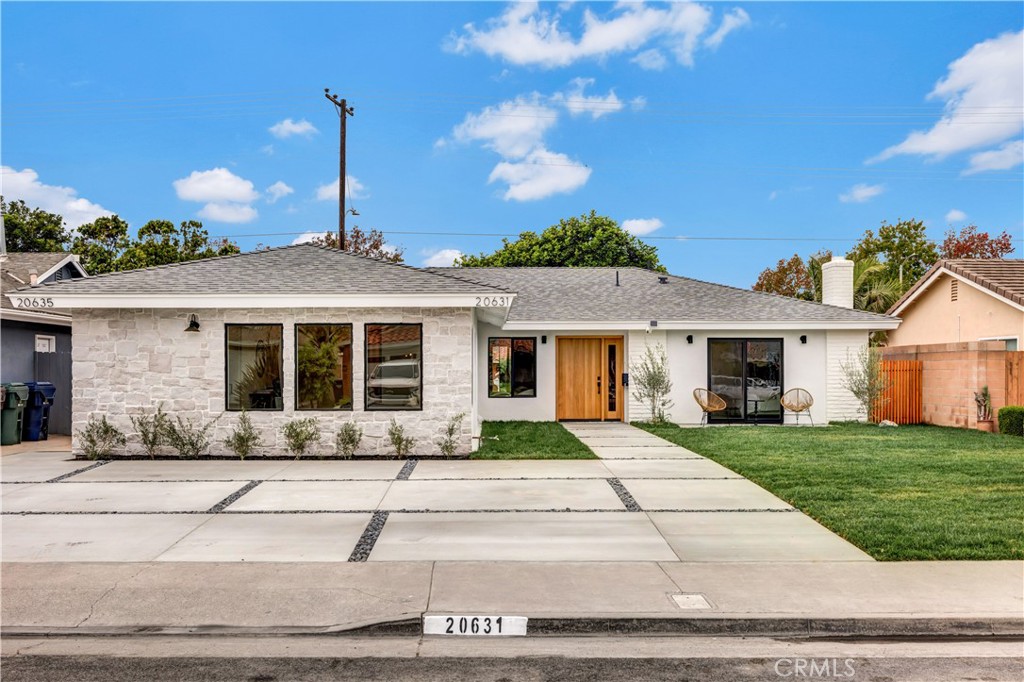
597;376;602;395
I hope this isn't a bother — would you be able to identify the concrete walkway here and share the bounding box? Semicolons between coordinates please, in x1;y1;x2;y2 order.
2;430;869;563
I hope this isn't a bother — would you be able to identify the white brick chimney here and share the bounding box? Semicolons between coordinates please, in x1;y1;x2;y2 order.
821;258;854;309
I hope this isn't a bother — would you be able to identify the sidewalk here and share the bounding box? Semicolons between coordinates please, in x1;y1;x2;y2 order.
2;560;1021;637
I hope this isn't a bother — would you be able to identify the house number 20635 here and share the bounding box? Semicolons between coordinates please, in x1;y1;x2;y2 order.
14;297;55;308
475;296;510;307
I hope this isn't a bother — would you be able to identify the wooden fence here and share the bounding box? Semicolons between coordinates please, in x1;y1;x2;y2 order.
872;360;923;424
1007;352;1024;407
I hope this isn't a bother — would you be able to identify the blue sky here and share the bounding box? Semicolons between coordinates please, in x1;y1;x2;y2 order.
2;1;1022;287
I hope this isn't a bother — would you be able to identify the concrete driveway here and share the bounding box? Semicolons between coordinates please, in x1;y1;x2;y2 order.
1;427;871;563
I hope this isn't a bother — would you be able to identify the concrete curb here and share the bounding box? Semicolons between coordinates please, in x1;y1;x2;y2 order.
3;617;1021;639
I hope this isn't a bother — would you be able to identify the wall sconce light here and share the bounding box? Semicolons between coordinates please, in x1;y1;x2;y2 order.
184;314;201;333
686;335;694;344
800;335;807;344
541;335;547;344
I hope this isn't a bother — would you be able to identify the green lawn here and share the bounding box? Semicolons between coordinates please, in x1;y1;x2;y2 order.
473;421;597;459
635;421;1024;561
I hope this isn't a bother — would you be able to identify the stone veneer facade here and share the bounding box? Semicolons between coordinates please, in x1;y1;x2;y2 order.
71;307;474;457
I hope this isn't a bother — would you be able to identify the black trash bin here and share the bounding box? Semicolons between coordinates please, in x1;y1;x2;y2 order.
1;383;30;446
23;381;56;441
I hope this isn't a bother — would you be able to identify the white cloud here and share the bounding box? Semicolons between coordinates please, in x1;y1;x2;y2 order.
704;8;750;50
422;248;464;267
268;118;319;139
291;231;323;245
552;78;623;119
871;30;1023;165
621;217;664;235
839;183;885;204
452;93;558;158
963;139;1024;175
0;166;112;229
315;175;369;201
488;147;592;201
198;202;258;224
265;181;294;204
630;96;647;112
260;144;275;156
631;48;667;71
447;1;722;69
173;167;259;203
945;208;968;223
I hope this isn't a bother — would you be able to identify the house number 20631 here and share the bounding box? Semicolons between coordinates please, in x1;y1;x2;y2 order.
14;297;55;308
475;296;510;307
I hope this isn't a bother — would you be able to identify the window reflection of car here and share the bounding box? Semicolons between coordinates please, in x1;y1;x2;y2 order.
367;359;420;406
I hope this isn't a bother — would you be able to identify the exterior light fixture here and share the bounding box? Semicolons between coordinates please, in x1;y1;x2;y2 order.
800;335;807;344
686;335;694;344
184;314;201;333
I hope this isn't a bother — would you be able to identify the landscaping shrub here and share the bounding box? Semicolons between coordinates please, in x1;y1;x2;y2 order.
437;412;465;458
281;417;321;459
840;345;889;422
77;414;127;460
387;418;415;458
632;343;674;423
129;403;169;459
998;406;1024;436
224;410;262;459
162;414;220;458
335;422;363;459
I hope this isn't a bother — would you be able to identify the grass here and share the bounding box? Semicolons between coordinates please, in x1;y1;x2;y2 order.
473;421;597;459
634;421;1024;561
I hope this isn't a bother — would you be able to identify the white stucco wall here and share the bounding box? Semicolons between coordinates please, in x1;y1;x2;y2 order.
825;329;870;421
629;330;831;425
72;307;474;457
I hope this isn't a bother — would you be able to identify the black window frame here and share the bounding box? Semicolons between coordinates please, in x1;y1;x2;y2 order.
706;337;784;424
487;336;538;399
364;322;424;412
294;323;355;412
224;323;285;412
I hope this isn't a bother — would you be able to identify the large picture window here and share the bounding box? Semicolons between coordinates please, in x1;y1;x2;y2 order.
226;324;283;411
365;324;422;410
488;338;536;398
295;324;353;410
707;338;783;423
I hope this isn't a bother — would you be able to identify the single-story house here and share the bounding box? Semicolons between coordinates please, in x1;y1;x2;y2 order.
0;252;88;436
6;245;898;456
886;258;1023;350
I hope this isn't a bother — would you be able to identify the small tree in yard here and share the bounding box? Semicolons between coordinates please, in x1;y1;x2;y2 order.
387;418;416;458
129;403;169;459
437;412;465;458
632;344;674;423
224;410;263;460
840;346;890;421
335;422;363;459
281;417;321;459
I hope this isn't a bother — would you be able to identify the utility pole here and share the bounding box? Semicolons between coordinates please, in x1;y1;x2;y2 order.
324;89;354;250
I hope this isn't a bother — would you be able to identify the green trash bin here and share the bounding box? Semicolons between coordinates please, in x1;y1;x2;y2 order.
1;383;30;446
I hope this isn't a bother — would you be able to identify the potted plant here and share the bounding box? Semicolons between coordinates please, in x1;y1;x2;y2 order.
974;386;994;432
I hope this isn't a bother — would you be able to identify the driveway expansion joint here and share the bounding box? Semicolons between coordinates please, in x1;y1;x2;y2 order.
44;460;110;483
606;478;642;511
349;510;390;562
396;459;418;480
206;480;263;513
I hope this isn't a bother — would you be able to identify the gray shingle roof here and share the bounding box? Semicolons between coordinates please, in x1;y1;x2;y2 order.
428;267;897;325
22;244;508;297
1;253;81;313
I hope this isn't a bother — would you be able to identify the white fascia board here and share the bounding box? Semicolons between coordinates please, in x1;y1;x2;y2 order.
0;308;73;327
891;267;1024;315
5;292;514;310
499;319;900;331
36;255;88;282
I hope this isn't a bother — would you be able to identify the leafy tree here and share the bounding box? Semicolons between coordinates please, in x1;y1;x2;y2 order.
71;215;133;275
310;225;404;263
752;254;813;300
939;225;1015;259
456;211;665;271
119;220;240;270
846;219;939;291
1;197;71;252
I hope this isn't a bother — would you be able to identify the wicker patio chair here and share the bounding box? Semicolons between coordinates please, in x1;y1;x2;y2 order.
780;388;814;426
693;388;727;427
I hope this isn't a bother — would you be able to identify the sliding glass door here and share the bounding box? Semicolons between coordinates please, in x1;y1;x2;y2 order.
707;339;783;423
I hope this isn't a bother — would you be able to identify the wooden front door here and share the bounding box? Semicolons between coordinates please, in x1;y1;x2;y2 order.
556;337;624;421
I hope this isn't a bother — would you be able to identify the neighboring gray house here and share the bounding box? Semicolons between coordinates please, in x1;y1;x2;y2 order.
6;245;898;457
0;252;88;436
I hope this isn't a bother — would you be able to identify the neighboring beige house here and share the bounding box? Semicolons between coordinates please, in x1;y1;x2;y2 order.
887;259;1024;350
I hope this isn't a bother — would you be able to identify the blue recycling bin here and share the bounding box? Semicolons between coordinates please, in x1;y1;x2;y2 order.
22;381;56;441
